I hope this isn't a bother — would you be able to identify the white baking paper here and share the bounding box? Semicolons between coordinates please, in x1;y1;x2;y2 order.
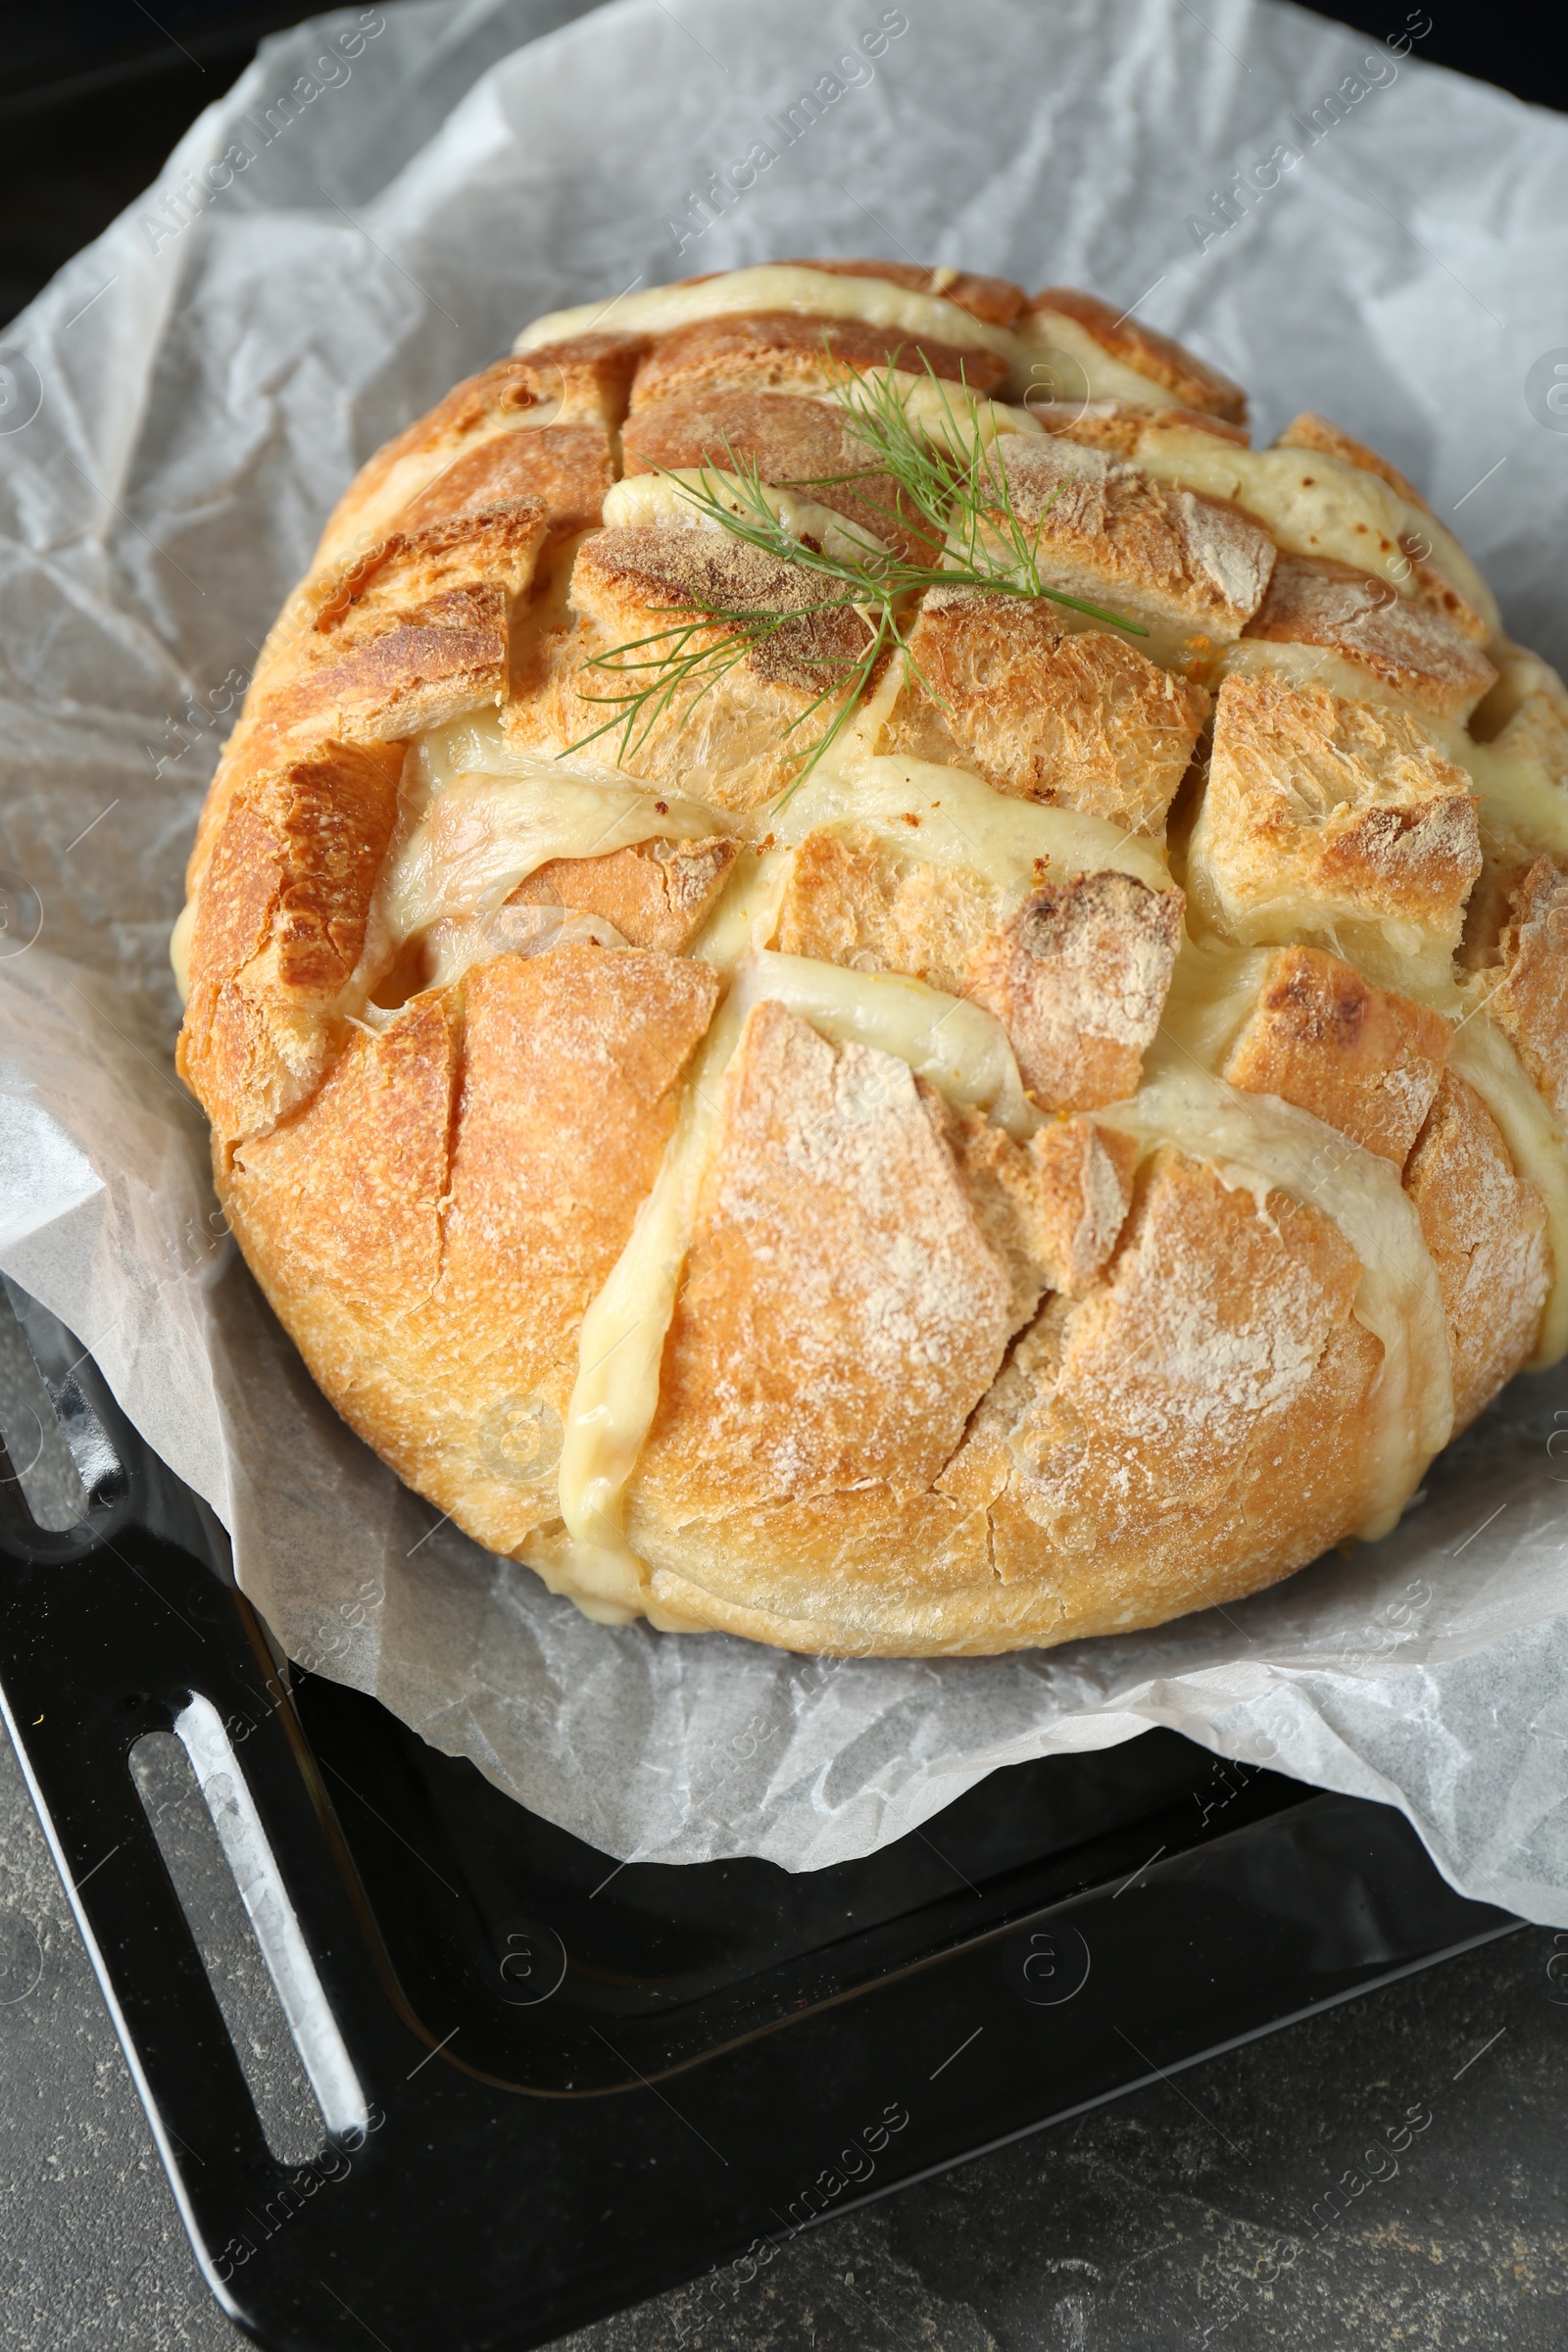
3;0;1568;1915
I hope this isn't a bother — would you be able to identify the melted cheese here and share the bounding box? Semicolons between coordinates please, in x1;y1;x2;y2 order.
412;709;619;799
316;409;580;568
1107;1060;1454;1538
414;710;514;796
369;379;1559;1607
550;941;1034;1607
688;844;792;968
1447;736;1568;862
422;904;627;991
774;755;1173;891
1448;1014;1568;1368
1217;635;1427;717
1014;311;1181;414
1129;427;1497;629
841;370;1043;456
1176;852;1568;1368
1156;935;1274;1073
603;468;886;562
515;267;1021;367
1183;846;1465;1002
737;950;1036;1136
382;770;725;937
550;985;752;1616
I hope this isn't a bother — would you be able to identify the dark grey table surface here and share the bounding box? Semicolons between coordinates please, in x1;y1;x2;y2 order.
3;1300;1567;2352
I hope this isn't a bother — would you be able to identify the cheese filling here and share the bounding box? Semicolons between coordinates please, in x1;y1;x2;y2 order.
838;370;1045;457
549;943;1035;1608
738;950;1036;1136
1446;735;1568;863
411;709;617;798
391;668;1528;1601
1126;427;1497;629
1156;935;1275;1074
171;896;197;1006
1106;1059;1454;1540
1448;1013;1568;1368
514;266;1022;368
773;755;1174;891
1217;635;1447;717
1170;892;1568;1372
548;986;752;1616
382;769;724;937
602;468;888;563
1015;311;1188;415
514;261;1487;628
1182;878;1468;1003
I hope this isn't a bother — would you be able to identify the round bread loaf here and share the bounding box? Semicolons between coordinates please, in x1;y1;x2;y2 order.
174;260;1568;1654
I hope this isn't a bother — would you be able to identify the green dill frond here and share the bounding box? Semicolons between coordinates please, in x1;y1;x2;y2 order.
558;360;1147;792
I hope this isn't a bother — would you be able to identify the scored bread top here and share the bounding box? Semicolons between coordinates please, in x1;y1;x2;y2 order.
1026;286;1249;422
176;256;1568;1654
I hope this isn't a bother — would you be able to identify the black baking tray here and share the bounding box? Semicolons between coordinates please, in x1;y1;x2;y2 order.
0;1288;1518;2351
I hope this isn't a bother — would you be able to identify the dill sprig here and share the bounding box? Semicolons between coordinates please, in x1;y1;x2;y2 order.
563;355;1144;796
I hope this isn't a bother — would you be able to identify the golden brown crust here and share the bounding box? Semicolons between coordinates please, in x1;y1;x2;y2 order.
776;257;1028;325
1027;287;1249;423
572;524;865;693
433;947;719;1404
636;1001;1023;1515
504;523;873;809
628;312;1010;407
773;833;1181;1111
1243;552;1496;720
396;424;614;540
1222;945;1448;1165
622;388;921;551
920;1102;1138;1311
189;502;548;887
945;1149;1379;1583
254;503;549;754
965;871;1184;1109
227;988;461;1306
178;259;1564;1659
1471;856;1568;1127
878;585;1211;833
507;835;737;952
178;740;403;1143
775;824;1009;996
1403;1071;1549;1431
223;947;720;1559
315;337;646;564
642;1151;1381;1654
1192;674;1482;944
1043;406;1488;647
1014;1115;1140;1295
992;437;1277;639
1274;413;1430;514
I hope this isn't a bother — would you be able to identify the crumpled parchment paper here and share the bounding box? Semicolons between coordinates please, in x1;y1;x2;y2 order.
3;0;1568;1913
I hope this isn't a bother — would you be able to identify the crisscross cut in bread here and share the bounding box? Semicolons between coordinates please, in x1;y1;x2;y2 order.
177;258;1567;1653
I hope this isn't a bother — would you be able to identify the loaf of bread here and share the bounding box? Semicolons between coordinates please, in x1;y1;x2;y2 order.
173;260;1568;1653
